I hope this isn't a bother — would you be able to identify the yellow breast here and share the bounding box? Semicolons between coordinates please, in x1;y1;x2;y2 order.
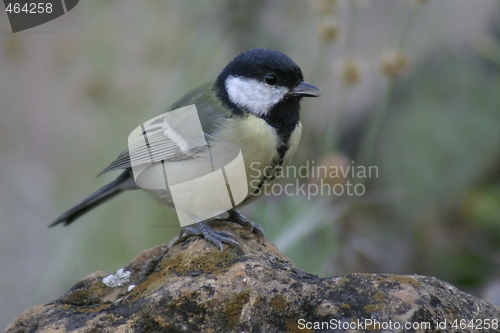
214;115;302;204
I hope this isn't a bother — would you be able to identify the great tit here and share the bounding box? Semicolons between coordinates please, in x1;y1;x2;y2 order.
50;48;320;250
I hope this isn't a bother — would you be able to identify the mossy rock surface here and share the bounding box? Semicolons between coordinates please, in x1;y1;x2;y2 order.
5;222;500;333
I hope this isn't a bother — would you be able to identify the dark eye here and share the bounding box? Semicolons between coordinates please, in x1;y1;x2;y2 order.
265;73;278;85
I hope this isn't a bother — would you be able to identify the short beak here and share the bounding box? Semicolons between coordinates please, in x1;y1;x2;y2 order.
289;81;321;97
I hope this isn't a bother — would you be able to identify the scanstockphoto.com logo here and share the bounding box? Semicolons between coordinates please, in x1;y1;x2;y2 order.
3;0;79;33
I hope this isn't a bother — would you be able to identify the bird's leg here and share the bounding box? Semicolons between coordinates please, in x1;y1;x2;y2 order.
221;210;265;240
173;211;264;250
175;220;240;252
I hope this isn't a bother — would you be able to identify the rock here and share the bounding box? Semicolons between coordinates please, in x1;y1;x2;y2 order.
5;222;500;332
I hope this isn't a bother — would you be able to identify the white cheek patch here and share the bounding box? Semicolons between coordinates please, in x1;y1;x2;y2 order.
225;75;288;116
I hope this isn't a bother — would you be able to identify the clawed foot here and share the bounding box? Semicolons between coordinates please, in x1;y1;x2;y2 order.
173;210;265;251
175;221;240;252
224;210;265;240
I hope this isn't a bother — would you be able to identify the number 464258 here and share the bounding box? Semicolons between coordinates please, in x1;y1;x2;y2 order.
5;3;53;14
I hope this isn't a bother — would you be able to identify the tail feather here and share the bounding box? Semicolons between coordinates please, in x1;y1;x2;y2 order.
50;171;131;227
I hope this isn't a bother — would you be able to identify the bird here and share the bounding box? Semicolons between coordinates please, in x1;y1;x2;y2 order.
50;48;320;251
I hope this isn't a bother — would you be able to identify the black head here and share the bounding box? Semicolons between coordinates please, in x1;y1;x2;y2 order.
215;48;320;118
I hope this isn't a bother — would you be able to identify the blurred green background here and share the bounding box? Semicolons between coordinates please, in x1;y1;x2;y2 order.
1;0;500;328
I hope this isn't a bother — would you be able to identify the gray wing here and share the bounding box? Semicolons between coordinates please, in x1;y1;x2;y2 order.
100;82;231;175
100;116;206;175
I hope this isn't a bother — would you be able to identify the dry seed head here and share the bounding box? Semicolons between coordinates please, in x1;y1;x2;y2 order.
317;19;340;43
380;49;410;77
338;58;362;86
310;153;351;187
